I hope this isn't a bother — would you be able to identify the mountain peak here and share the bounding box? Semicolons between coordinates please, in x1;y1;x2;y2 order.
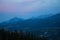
11;17;20;20
9;17;23;22
1;17;24;24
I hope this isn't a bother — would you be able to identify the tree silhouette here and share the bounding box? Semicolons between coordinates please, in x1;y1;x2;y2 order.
0;29;53;40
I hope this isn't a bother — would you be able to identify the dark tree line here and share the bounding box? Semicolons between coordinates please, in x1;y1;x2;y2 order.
0;29;48;40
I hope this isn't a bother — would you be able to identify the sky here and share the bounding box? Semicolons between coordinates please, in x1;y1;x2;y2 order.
0;0;60;22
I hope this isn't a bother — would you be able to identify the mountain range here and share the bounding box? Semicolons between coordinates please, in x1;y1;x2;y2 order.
0;13;60;31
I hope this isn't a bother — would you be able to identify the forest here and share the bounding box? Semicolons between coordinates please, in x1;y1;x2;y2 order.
0;29;60;40
0;29;49;40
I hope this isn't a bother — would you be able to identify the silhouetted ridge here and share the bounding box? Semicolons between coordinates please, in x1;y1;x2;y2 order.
9;17;23;22
11;17;23;21
0;13;60;30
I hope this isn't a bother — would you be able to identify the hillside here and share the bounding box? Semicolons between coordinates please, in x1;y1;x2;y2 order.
0;13;60;31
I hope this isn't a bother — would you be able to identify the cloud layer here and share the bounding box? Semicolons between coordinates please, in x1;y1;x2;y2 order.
0;0;60;13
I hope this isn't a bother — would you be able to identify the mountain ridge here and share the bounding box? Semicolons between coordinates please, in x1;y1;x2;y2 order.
0;13;60;31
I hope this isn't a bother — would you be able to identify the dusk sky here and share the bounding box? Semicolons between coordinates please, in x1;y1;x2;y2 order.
0;0;60;22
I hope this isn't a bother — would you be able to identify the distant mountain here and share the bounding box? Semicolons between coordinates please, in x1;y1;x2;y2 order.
0;17;24;30
1;17;24;24
0;13;60;31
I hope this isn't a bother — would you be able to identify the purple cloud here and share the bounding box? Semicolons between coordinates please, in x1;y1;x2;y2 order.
0;0;60;13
